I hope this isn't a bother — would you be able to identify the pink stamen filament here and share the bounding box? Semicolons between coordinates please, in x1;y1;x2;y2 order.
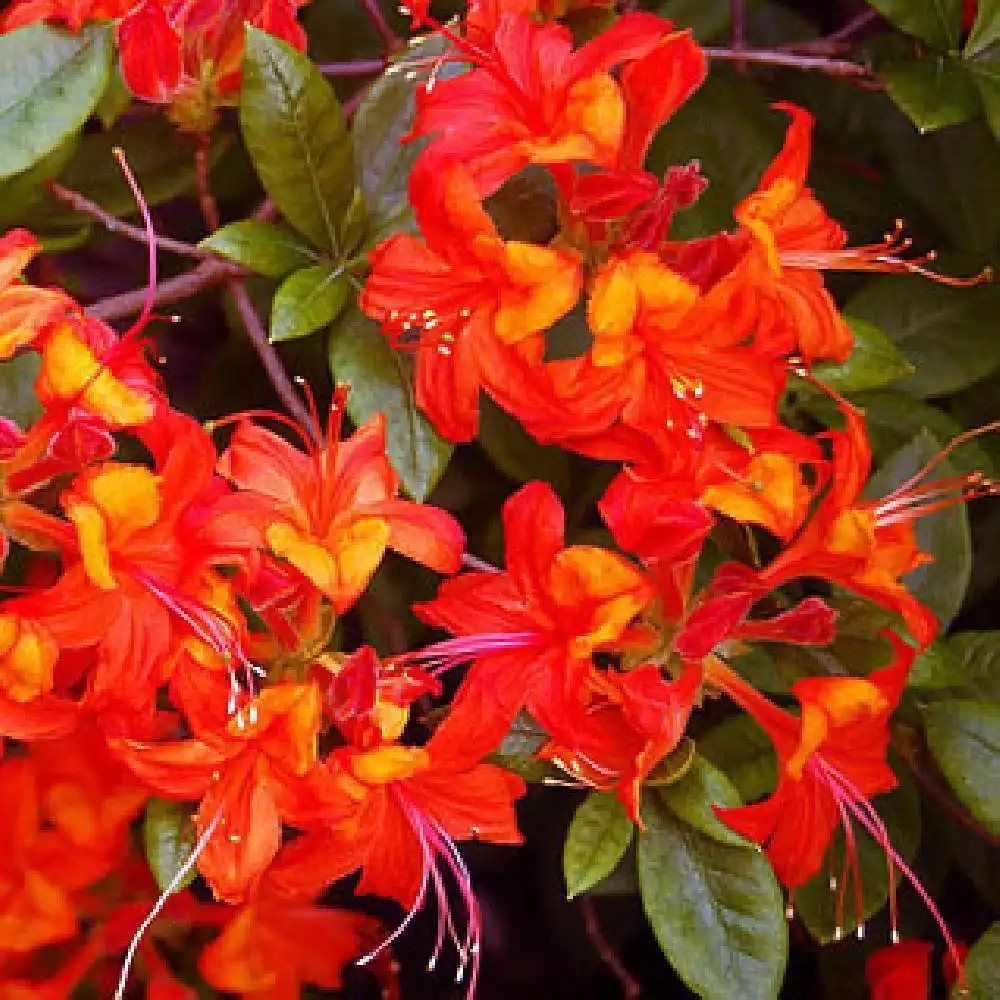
407;632;543;677
112;147;157;344
812;757;965;985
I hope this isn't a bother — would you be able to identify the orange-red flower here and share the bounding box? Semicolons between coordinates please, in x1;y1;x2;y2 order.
0;0;131;32
414;481;655;749
362;155;581;441
113;682;324;903
217;392;464;612
117;0;310;130
409;11;670;196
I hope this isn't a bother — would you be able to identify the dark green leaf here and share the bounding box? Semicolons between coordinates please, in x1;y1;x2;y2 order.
270;264;350;342
965;0;1000;56
477;398;572;493
698;715;778;803
966;58;1000;140
328;305;452;501
846;277;1000;398
865;431;971;632
564;792;635;898
794;775;920;942
956;922;1000;998
647;72;781;238
351;36;460;240
241;27;359;253
866;0;961;50
0;23;111;180
652;756;747;847
638;788;787;1000
0;132;78;230
200;220;318;276
880;55;981;132
143;798;198;894
813;317;913;393
0;354;42;426
93;67;132;128
910;632;1000;699
924;701;1000;835
655;0;730;41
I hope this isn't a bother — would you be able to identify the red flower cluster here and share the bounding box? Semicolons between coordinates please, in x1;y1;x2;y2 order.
1;0;309;130
0;0;994;994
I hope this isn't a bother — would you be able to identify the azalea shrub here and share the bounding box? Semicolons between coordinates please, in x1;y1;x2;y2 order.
2;0;1000;997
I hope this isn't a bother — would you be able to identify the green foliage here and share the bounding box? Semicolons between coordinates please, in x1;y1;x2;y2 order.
563;792;635;898
958;923;1000;998
866;0;962;50
143;798;198;894
0;23;112;180
328;306;452;501
881;55;981;132
698;716;778;803
813;317;913;393
910;632;1000;699
846;277;1000;398
924;701;1000;835
648;756;748;847
638;786;787;1000
270;263;350;342
966;0;1000;56
240;27;362;255
199;220;318;276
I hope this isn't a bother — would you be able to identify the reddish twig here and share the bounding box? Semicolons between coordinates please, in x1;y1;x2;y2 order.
86;258;242;321
704;46;871;77
902;748;1000;847
317;58;387;76
48;182;208;260
578;896;640;1000
191;135;314;434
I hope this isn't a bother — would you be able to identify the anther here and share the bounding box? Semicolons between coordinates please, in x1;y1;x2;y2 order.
459;307;471;318
833;926;843;942
890;928;901;945
785;904;795;920
856;924;865;940
829;875;838;891
235;711;246;730
229;833;241;843
437;345;452;356
247;704;258;724
427;956;438;972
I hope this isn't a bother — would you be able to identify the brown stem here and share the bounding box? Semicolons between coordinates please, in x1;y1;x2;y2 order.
227;281;315;433
704;46;870;77
86;258;242;321
192;136;315;434
578;897;640;1000
48;182;208;259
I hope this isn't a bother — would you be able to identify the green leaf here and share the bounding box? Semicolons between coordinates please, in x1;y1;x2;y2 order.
143;798;198;894
698;716;778;803
564;792;635;898
351;36;453;239
0;132;79;230
270;264;350;342
93;67;132;128
910;632;1000;699
846;277;1000;398
880;55;981;132
652;757;748;847
956;923;1000;998
924;701;1000;835
965;58;1000;141
477;398;572;493
200;220;318;276
965;0;1000;56
328;305;453;501
813;318;913;393
638;788;787;1000
865;431;971;632
647;72;781;238
794;775;920;942
241;27;359;253
655;0;730;42
0;354;42;426
866;0;961;50
0;23;112;180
